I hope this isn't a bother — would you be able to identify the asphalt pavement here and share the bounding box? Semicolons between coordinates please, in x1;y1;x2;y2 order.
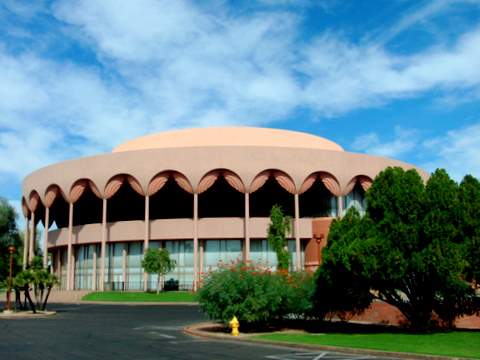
0;303;399;360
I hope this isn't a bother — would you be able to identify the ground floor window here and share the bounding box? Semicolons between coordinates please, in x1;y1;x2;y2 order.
203;239;242;273
147;240;194;291
55;237;306;291
250;239;305;271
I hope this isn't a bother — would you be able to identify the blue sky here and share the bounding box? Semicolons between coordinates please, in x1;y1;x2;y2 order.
1;0;480;223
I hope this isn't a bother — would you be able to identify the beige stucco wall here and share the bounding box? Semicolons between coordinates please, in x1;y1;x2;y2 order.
22;145;428;204
47;217;314;249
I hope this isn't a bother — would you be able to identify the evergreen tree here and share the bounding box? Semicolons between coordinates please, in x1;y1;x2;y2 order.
315;167;477;330
0;198;22;287
267;205;291;271
458;175;480;286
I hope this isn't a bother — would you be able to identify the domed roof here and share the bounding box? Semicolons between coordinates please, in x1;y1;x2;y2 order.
112;127;344;153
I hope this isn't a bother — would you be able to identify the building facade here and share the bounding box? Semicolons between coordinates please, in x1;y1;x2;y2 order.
21;127;427;291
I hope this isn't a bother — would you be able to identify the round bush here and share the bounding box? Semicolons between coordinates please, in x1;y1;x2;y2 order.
198;262;314;327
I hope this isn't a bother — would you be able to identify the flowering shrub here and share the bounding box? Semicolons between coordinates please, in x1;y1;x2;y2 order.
197;262;314;326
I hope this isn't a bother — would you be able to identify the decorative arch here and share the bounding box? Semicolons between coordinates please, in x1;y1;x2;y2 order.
198;169;245;218
198;169;245;194
21;197;30;218
104;174;125;200
299;172;341;196
343;175;372;216
344;175;373;195
147;170;193;196
45;184;69;228
28;190;41;212
105;173;145;222
249;169;296;194
44;184;67;208
69;179;89;204
249;169;295;217
149;170;193;219
299;172;339;218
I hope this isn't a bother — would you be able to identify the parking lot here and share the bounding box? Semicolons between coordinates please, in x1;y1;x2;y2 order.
0;304;398;360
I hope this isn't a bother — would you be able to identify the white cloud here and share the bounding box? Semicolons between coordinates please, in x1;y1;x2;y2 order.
422;122;480;181
1;0;480;193
351;127;419;158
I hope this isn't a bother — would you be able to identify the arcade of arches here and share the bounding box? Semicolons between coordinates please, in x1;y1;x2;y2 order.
23;171;371;291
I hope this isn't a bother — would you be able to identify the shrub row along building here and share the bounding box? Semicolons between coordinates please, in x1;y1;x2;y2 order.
21;127;427;291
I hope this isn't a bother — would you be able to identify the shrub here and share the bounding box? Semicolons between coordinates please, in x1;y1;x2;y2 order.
198;261;315;327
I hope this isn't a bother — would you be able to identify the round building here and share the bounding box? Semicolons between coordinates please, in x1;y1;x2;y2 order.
21;127;427;291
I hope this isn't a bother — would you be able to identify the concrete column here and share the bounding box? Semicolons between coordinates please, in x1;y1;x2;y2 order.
193;193;198;291
43;207;49;269
92;247;97;291
71;249;75;290
29;211;35;263
337;196;344;218
294;193;301;271
100;198;107;291
199;240;204;277
67;202;73;290
244;192;250;262
143;195;150;291
56;248;61;287
23;216;29;270
122;246;127;291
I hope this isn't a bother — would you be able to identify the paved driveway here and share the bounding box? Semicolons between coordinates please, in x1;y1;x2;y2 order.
0;304;398;360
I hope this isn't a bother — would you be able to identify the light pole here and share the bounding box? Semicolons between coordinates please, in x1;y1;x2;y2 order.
4;245;15;313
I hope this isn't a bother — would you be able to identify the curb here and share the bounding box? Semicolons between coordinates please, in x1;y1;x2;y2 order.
79;301;198;306
0;310;56;319
43;301;199;306
183;322;471;360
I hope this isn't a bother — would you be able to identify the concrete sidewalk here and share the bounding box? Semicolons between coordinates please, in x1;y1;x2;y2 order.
47;290;90;303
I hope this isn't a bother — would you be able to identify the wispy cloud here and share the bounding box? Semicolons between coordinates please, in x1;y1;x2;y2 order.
1;0;480;197
422;122;480;180
351;127;419;158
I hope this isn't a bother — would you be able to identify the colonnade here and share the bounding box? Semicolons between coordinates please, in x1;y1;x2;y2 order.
22;171;372;291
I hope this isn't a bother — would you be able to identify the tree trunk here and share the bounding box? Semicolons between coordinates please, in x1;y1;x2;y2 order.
24;286;36;314
42;286;52;311
14;288;23;311
156;274;161;294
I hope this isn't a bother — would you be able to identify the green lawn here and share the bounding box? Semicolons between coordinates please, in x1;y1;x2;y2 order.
253;331;480;359
82;291;197;302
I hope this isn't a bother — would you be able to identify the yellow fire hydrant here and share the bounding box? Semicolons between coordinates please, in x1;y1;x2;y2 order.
229;316;240;336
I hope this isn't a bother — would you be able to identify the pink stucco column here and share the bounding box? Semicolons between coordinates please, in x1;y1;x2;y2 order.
71;250;76;290
23;216;29;270
100;198;107;291
43;207;49;269
29;211;35;263
143;194;150;291
92;247;97;291
337;196;344;217
122;246;127;291
56;248;61;285
199;240;204;277
193;192;198;291
244;192;250;262
294;193;301;271
67;202;73;290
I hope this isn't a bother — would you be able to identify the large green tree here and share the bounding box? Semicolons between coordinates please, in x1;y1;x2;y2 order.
0;198;22;287
314;208;374;320
458;175;480;286
267;205;291;271
142;248;176;294
315;167;477;330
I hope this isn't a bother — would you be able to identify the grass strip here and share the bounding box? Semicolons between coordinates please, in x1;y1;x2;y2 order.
82;291;197;302
253;331;480;359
